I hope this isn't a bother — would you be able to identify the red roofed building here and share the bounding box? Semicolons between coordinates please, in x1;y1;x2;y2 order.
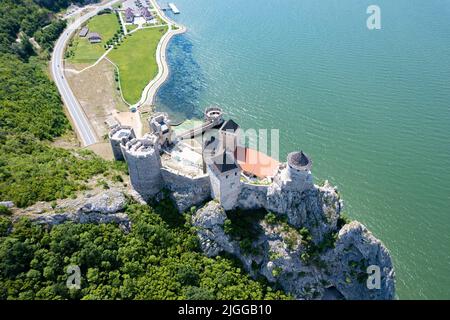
236;146;280;179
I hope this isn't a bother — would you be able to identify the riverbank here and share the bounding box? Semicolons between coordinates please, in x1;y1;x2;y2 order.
58;0;181;149
152;0;450;299
135;0;187;109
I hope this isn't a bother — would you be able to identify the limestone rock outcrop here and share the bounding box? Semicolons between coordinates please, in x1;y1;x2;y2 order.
192;184;395;300
79;190;127;214
266;182;343;243
192;201;236;256
321;221;396;300
236;181;342;244
13;189;131;232
0;201;14;208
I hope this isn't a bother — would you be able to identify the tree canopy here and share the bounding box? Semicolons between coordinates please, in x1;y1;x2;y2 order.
0;201;289;300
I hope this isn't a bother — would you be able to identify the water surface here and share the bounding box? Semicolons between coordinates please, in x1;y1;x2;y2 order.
156;0;450;299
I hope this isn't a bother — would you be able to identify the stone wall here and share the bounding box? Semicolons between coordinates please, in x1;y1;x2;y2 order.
207;165;241;211
161;167;211;213
123;146;163;200
110;138;125;161
237;183;268;210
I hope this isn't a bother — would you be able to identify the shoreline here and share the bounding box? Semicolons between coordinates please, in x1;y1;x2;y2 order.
135;0;187;109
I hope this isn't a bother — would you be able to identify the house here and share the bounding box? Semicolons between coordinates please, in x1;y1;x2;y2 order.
125;8;135;23
79;27;89;37
87;32;102;43
140;7;153;21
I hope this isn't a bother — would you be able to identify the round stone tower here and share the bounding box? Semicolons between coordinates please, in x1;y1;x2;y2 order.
109;125;136;161
204;106;224;127
278;151;313;192
121;136;163;200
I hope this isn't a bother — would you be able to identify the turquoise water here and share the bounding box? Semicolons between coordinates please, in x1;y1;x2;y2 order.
155;0;450;299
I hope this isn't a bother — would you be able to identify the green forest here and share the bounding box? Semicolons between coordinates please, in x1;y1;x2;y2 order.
0;200;288;299
0;1;289;300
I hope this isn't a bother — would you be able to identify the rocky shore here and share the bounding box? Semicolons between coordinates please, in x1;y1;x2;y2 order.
191;182;395;300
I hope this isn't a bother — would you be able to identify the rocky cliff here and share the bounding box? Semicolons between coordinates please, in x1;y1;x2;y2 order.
5;181;395;300
11;190;131;232
192;182;395;300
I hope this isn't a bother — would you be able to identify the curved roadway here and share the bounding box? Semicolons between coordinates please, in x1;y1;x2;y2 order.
51;0;120;146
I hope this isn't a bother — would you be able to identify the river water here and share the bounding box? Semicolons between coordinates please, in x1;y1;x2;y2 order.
155;0;450;299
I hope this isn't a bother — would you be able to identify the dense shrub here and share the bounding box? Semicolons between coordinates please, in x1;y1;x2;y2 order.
0;134;115;207
0;206;11;216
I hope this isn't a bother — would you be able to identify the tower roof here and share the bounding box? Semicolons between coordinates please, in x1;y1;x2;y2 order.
287;151;312;171
220;119;239;133
212;151;238;173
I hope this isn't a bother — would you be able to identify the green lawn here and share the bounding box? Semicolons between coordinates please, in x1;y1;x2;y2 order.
108;27;167;104
68;13;120;64
126;23;138;33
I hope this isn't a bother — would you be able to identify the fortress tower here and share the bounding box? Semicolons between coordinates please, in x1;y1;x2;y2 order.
204;106;224;127
218;119;240;155
206;150;241;211
149;112;173;146
121;136;163;199
109;125;136;161
275;151;313;192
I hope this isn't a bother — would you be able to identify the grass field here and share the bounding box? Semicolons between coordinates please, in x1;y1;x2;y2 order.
67;13;120;64
126;24;138;33
108;27;167;104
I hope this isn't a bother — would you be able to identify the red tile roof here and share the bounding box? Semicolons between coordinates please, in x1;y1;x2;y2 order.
237;147;279;179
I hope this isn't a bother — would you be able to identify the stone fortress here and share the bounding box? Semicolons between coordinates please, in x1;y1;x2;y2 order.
109;107;396;300
109;107;315;214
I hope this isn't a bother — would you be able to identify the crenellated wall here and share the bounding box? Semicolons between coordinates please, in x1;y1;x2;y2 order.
109;124;317;214
109;125;136;161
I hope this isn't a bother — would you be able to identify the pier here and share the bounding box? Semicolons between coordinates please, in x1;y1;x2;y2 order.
159;3;180;14
167;3;180;14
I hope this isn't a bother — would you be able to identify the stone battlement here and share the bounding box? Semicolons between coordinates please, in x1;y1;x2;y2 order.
123;138;158;158
109;125;136;161
109;107;314;212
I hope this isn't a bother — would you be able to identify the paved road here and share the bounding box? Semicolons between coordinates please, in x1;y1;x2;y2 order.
51;0;120;146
